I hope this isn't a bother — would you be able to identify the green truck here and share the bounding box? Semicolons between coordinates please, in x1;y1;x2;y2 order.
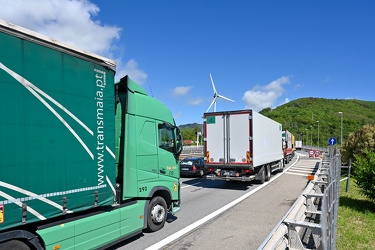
0;19;182;249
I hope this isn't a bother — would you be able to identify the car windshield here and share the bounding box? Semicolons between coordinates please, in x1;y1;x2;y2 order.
181;160;194;165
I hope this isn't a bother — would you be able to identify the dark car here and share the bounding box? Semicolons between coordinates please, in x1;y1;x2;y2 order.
180;157;212;177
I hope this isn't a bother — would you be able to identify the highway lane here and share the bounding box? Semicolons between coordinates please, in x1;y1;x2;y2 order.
110;152;318;250
110;176;265;250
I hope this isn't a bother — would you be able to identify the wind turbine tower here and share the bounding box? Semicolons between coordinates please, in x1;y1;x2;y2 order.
206;73;235;112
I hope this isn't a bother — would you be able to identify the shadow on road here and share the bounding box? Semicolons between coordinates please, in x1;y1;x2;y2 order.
181;176;257;191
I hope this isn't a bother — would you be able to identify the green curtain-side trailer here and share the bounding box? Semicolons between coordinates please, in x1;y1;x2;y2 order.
0;19;116;229
0;19;182;249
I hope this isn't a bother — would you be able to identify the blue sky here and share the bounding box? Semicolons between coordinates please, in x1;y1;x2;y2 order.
1;1;374;125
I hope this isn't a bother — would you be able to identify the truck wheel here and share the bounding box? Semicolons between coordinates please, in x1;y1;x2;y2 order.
265;164;271;181
146;196;167;232
199;169;204;177
257;167;266;184
0;240;31;250
279;160;284;172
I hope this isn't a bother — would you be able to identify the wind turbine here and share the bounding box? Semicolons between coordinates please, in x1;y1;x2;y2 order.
206;73;235;112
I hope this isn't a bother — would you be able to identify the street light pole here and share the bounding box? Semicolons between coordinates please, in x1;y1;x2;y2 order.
310;125;313;148
316;121;320;149
306;128;309;147
338;112;343;147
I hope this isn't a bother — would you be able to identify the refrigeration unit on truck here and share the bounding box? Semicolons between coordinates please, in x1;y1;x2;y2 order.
204;110;284;183
0;19;183;250
282;130;295;164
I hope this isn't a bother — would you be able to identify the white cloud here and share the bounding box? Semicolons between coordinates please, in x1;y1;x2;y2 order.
0;0;121;57
118;59;147;85
0;0;146;83
173;111;183;119
242;76;290;111
172;86;192;96
187;98;202;105
284;98;290;103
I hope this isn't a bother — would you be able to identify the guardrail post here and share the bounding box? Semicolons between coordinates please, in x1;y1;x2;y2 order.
345;159;351;192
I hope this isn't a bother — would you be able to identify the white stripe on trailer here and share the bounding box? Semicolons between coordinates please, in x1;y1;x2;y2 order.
0;191;46;220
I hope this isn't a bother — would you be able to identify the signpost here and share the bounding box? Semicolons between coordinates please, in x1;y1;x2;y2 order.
328;137;337;146
328;137;337;158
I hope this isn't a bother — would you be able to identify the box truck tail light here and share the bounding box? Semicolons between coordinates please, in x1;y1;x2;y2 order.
246;151;251;163
206;151;210;162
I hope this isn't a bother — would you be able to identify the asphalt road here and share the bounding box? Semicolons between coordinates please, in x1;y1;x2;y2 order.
110;151;320;250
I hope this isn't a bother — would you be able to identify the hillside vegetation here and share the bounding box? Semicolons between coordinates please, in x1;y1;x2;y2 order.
179;98;375;146
260;98;375;147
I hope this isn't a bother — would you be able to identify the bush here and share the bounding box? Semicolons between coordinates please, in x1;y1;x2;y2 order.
341;124;375;169
353;149;375;201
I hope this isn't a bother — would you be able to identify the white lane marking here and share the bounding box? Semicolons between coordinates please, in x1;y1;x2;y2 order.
288;169;316;174
284;172;310;177
292;165;315;170
145;155;299;250
181;182;202;189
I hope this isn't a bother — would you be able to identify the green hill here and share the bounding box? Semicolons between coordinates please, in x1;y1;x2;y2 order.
260;98;375;147
179;98;375;147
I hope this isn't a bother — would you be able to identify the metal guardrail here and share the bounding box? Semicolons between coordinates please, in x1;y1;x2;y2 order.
259;147;341;250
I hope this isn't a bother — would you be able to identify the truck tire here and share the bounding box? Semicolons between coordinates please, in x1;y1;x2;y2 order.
257;166;266;184
146;196;167;232
0;240;31;250
279;160;284;172
199;169;204;177
265;164;271;181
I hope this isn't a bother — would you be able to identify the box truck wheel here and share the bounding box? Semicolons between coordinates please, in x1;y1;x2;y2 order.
257;166;266;184
265;164;271;181
147;196;167;232
279;160;284;172
0;240;31;250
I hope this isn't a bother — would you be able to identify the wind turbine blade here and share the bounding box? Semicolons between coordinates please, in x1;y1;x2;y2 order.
217;94;235;102
206;97;217;112
209;73;217;94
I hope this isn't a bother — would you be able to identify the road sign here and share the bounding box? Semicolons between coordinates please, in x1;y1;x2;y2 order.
328;137;337;145
309;150;315;157
315;150;321;157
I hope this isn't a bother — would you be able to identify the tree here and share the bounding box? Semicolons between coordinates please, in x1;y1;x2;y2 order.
341;124;375;167
353;149;375;201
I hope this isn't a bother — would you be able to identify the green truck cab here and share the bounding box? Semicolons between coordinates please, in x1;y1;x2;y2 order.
0;19;182;249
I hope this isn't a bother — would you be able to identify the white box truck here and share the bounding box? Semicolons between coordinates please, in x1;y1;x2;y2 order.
204;110;284;183
295;140;302;150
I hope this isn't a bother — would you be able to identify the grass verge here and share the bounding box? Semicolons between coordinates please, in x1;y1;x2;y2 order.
337;178;375;249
